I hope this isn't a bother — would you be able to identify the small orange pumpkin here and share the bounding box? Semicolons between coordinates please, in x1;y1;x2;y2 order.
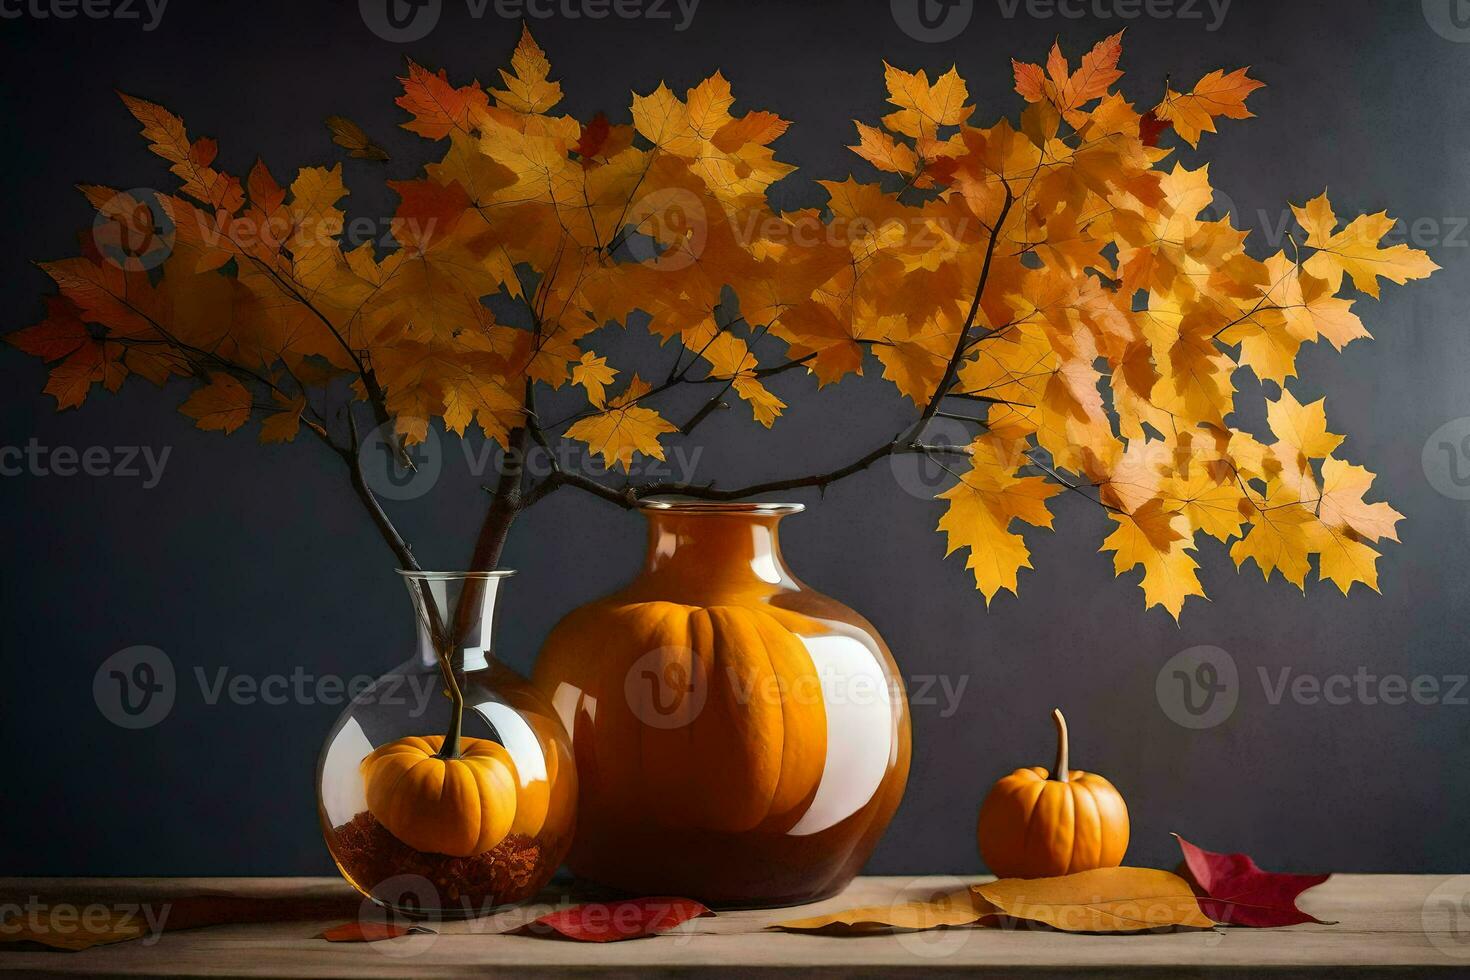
976;708;1129;878
361;734;519;857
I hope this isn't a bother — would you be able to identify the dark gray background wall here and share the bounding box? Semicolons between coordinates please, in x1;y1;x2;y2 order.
2;0;1467;877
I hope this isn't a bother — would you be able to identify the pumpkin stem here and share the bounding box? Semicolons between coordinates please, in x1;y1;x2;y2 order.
1051;707;1070;783
437;657;465;761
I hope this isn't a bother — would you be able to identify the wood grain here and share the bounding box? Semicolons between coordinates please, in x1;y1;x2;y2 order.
2;874;1469;977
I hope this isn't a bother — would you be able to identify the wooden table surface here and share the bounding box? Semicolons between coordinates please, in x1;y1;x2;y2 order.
4;874;1470;977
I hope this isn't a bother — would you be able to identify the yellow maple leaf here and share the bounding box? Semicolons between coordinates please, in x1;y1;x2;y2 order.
1267;388;1343;466
489;26;563;115
1292;191;1440;299
937;445;1061;603
565;375;677;470
571;351;617;409
1100;498;1205;621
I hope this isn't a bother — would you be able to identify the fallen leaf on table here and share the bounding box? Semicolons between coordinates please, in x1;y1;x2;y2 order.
0;911;147;951
1174;833;1335;927
773;887;994;934
319;920;435;942
0;893;360;951
521;898;711;942
974;867;1215;933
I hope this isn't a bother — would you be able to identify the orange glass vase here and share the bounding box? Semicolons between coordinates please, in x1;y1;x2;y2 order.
531;501;911;907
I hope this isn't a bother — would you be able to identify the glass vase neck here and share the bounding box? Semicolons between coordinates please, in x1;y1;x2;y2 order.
635;502;802;602
398;570;514;671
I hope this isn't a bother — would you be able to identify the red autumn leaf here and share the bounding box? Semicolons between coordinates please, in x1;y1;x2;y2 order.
524;898;712;942
575;112;611;162
189;137;219;167
1174;833;1335;927
247;159;286;214
319;920;431;942
389;178;472;250
7;297;91;362
1139;109;1170;147
396;60;490;140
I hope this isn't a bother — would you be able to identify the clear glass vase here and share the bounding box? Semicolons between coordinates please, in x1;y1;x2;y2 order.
532;502;912;907
317;571;576;918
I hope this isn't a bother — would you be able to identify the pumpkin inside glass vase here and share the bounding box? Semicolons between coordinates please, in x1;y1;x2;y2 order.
317;570;576;918
532;501;911;907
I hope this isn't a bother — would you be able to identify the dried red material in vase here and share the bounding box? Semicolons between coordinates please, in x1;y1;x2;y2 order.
331;811;546;912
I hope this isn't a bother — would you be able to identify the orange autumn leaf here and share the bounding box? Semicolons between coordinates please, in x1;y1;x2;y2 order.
180;375;253;434
975;868;1214;932
773;887;993;934
1153;67;1264;147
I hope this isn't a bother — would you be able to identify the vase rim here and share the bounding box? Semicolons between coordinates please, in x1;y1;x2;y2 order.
637;499;805;516
395;569;518;580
